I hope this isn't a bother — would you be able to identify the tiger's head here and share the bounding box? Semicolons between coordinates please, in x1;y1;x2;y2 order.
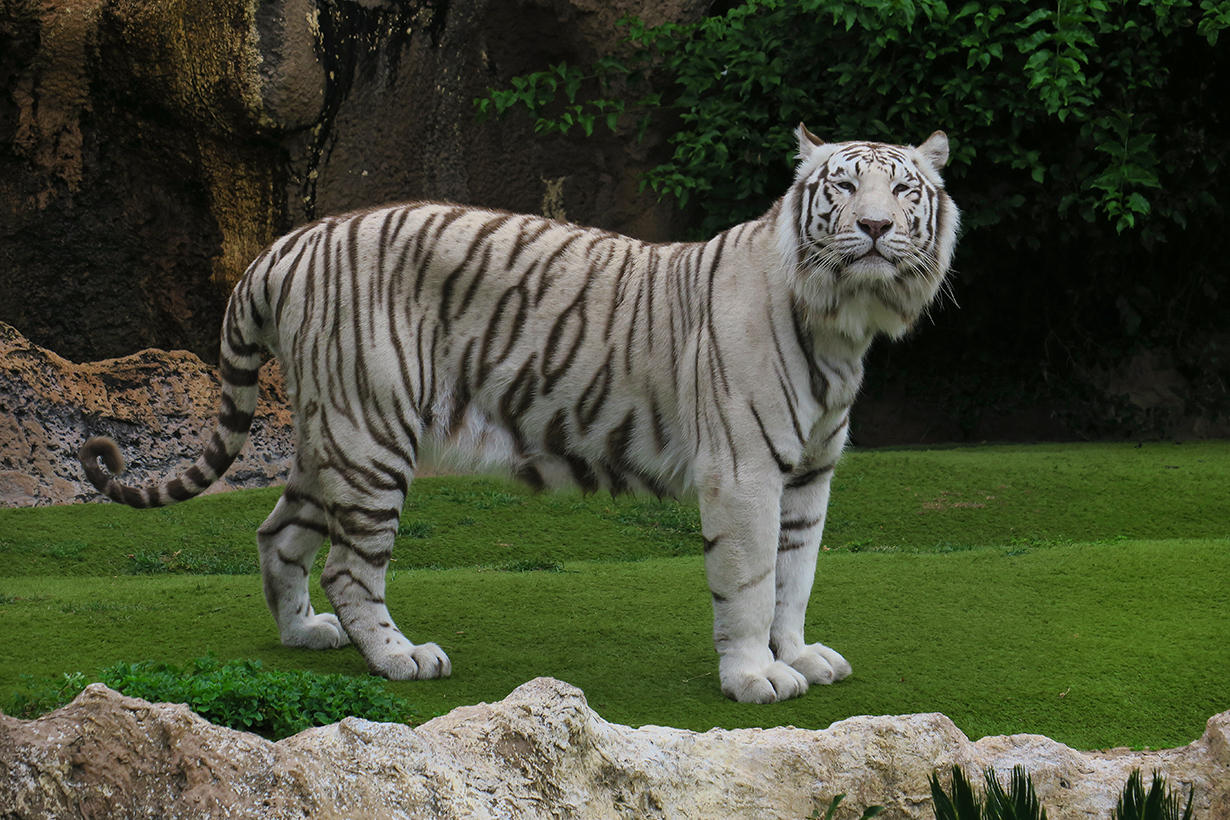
778;124;959;341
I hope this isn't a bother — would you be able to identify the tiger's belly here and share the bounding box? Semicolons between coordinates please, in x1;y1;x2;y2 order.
420;395;690;498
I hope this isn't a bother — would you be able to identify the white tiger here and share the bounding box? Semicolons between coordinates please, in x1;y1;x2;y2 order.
80;125;958;703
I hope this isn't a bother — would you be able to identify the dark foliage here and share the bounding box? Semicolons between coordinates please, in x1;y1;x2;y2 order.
480;1;1230;440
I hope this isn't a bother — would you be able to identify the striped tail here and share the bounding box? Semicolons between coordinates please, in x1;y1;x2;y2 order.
79;288;267;509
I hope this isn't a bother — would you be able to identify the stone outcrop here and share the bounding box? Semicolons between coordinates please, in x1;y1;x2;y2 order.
1;0;706;364
0;321;293;507
1;677;1227;819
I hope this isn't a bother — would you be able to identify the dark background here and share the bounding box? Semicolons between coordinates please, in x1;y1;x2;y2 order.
2;0;1226;445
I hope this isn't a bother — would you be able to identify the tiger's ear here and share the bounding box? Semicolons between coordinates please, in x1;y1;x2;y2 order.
796;122;825;160
916;131;950;169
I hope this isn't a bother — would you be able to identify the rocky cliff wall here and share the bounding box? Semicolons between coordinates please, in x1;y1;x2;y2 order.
1;0;705;363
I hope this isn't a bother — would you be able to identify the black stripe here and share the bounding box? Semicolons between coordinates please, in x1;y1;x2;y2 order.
790;297;829;407
319;423;406;495
507;218;553;270
479;286;528;383
534;232;583;303
321;567;383;602
499;355;539;427
749;402;793;473
776;371;805;444
448;213;514;323
219;393;253;432
780;515;821;531
388;295;422;414
604;411;650;496
219;358;259;387
204;433;234;475
120;485;149;508
576;352;613;433
514;463;546;491
457;242;494;319
604;250;635;341
643;246;658;350
736;567;773;593
710;384;741;478
544;410;597;493
414;207;467;300
541;292;587;394
703;236;731;397
447;338;477;433
166;479;195;502
790;185;805;262
333;505;401;536
282;485;324;508
332;538;391;569
824;414;850;444
262;516;330;538
785;464;834;489
648;396;669;453
224;310;264;357
766;306;805;443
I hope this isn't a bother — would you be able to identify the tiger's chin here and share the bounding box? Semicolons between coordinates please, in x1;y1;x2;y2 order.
839;252;898;284
794;264;927;342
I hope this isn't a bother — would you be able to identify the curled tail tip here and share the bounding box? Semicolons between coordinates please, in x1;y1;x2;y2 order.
80;436;124;490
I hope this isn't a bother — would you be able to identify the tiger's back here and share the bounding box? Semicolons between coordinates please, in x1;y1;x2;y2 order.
259;201;788;498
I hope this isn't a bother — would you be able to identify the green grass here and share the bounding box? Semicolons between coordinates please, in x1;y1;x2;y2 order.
0;441;1226;750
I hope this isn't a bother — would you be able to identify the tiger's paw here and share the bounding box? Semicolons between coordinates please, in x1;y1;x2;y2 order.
368;641;452;681
784;643;852;685
281;612;351;650
720;659;809;703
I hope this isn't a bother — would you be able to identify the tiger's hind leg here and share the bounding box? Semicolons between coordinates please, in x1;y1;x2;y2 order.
318;470;451;681
257;467;350;649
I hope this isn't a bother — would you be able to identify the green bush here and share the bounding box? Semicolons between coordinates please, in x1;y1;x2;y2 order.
2;657;414;740
2;672;90;721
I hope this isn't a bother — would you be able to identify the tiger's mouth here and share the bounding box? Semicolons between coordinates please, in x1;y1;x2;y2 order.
848;246;897;271
836;246;902;289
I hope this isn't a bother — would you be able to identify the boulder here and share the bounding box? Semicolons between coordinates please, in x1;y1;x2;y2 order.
1;677;1226;819
0;321;293;507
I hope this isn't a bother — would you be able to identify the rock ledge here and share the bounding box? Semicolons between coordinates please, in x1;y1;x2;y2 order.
0;321;293;507
2;678;1227;819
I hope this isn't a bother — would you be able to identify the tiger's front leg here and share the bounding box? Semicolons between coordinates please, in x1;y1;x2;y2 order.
771;466;852;686
699;466;809;703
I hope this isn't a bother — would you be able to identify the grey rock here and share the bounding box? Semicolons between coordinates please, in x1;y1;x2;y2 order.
2;677;1226;819
0;321;293;507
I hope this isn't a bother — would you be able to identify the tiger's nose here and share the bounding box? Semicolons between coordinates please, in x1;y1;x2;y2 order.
857;218;893;239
